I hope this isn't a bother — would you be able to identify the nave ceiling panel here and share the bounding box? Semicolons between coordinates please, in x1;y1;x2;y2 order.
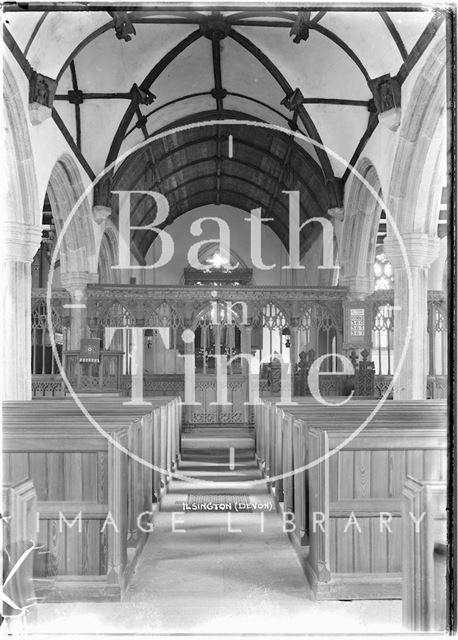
319;12;404;76
386;10;436;52
4;7;445;225
306;104;369;176
111;123;329;259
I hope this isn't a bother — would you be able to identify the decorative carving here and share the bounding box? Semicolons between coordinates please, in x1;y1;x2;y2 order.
294;348;315;396
108;11;136;42
29;71;57;125
281;88;305;111
368;74;401;131
68;89;84;105
289;11;311;44
130;83;156;105
184;266;252;286
32;376;64;398
93;175;113;210
86;284;348;305
352;348;375;397
29;71;56;108
200;13;231;40
374;374;394;398
326;176;344;210
135;115;148;129
211;87;228;101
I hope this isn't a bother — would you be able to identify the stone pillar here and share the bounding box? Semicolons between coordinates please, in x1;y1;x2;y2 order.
1;222;42;400
61;272;99;350
384;233;439;399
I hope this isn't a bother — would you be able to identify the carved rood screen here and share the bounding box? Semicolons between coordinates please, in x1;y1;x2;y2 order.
30;286;447;401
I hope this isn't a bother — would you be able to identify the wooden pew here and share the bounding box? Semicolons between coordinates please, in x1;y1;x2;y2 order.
402;477;447;631
3;396;182;602
306;421;446;600
2;478;37;619
254;398;447;600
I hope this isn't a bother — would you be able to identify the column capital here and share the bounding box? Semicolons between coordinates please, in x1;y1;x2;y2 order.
93;205;112;224
0;221;42;262
61;271;99;296
339;275;372;301
384;233;440;270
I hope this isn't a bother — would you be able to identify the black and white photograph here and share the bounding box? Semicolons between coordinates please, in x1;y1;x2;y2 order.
1;1;455;638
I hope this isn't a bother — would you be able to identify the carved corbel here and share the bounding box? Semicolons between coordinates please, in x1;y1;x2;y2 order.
108;11;136;42
281;88;305;111
368;74;401;131
326;177;344;219
289;11;311;44
130;83;156;106
93;175;113;222
200;13;231;40
29;70;57;125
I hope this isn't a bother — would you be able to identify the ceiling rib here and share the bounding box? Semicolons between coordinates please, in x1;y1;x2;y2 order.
379;11;408;62
211;37;224;112
51;109;95;180
69;61;81;150
308;22;370;82
226;11;296;22
126;142;320;231
120;146;325;221
104;28;203;169
396;11;445;85
124;92;212;136
115;121;327;211
4;9;444;221
118;114;326;257
342;111;379;185
312;12;327;23
24;12;48;56
265;131;295;219
51;8;421;94
342;11;446;180
228;29;336;188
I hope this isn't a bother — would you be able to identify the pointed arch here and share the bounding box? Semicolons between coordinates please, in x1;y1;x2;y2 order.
3;60;40;227
98;220;120;284
46;153;98;278
340;157;383;298
387;37;447;236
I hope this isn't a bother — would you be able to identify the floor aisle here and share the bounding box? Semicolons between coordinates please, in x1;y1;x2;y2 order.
26;427;402;635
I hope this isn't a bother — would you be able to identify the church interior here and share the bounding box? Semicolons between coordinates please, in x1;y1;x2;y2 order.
1;3;452;636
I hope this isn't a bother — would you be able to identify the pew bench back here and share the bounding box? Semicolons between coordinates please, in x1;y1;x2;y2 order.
2;396;182;601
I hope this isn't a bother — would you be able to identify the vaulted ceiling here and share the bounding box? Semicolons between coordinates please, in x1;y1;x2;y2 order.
4;6;445;259
113;122;329;258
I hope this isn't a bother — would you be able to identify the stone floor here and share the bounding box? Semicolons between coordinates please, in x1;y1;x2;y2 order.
19;427;403;636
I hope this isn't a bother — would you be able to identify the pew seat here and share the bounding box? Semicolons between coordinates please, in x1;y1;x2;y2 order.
254;399;447;601
3;396;182;602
